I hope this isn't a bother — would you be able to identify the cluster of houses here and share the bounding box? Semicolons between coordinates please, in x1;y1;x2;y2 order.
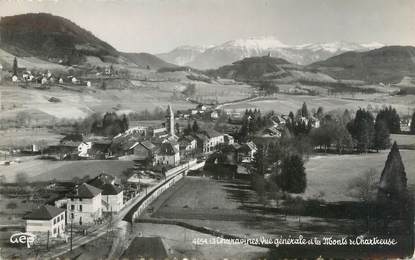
8;67;92;87
24;173;124;239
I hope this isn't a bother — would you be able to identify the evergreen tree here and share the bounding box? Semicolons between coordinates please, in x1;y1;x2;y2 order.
410;112;415;134
301;102;309;118
377;142;408;201
316;106;324;119
121;114;129;132
348;109;375;153
192;120;199;133
278;154;306;193
12;57;18;76
184;121;192;135
252;145;265;176
374;119;391;151
376;106;401;134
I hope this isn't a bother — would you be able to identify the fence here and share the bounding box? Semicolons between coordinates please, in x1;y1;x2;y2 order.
125;159;200;222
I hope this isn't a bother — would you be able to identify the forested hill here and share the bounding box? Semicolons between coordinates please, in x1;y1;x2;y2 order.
308;46;415;84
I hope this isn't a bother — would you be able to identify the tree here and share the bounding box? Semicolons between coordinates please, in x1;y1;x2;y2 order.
252;145;266;176
374;119;391;151
6;202;18;215
347;109;375;153
376;106;401;134
278;154;306;193
13;57;18;76
347;168;378;231
348;168;378;203
315;106;324;119
192;120;199;133
301;102;309;118
410;112;415;134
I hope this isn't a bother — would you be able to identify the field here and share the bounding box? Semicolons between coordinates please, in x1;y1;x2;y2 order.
304;149;415;202
0;128;63;149
149;177;367;240
222;93;415;115
0;157;134;182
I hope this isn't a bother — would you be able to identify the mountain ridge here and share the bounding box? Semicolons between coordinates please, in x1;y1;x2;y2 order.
157;37;388;69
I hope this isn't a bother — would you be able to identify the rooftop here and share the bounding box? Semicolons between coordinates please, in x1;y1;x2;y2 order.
23;205;65;220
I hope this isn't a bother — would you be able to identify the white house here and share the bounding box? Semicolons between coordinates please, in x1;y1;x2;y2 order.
24;205;66;238
204;129;225;153
237;141;258;163
41;77;48;85
12;75;18;82
87;173;124;212
210;111;219;119
86;81;92;87
77;142;92;158
59;78;64;84
71;77;78;84
67;183;102;225
178;135;197;155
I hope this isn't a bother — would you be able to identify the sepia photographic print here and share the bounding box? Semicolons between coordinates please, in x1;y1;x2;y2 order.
0;0;414;259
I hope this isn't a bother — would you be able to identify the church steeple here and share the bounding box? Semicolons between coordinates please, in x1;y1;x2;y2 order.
166;105;175;137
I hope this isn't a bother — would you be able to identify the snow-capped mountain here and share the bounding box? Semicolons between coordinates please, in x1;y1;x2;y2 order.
157;45;212;66
157;37;385;70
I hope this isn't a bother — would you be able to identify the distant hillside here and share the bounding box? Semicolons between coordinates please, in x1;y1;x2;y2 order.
208;56;292;81
207;55;336;85
309;46;415;84
121;52;177;70
0;13;119;65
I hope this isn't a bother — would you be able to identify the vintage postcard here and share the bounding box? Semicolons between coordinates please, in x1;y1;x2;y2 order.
0;0;414;259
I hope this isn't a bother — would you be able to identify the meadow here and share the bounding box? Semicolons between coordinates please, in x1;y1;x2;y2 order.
222;93;415;115
304;148;415;202
0;158;134;182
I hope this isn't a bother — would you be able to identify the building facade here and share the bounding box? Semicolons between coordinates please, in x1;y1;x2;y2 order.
24;205;66;238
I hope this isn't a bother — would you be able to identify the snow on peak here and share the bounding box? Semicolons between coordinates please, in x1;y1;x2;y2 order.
218;36;288;50
360;42;385;49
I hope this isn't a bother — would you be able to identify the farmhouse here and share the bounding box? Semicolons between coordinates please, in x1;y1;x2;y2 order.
24;205;66;238
66;183;102;225
129;140;157;163
203;129;225;153
154;140;180;166
78;142;92;157
237;141;258;162
87;173;123;212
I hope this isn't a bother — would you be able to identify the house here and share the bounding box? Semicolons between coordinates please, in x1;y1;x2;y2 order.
71;77;78;84
194;133;209;153
77;142;92;157
223;134;234;145
66;183;102;225
41;77;48;85
24;205;66;238
86;81;92;87
87;173;123;212
58;78;64;84
203;129;225;153
178;135;197;155
263;127;282;137
238;141;258;163
210;111;219;119
400;118;412;132
130;140;157;163
154;140;180;166
12;75;18;82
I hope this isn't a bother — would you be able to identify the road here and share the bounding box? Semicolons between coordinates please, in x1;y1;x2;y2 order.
41;161;205;259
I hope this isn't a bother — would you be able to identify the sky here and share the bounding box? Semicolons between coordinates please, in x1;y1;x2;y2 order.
0;0;414;53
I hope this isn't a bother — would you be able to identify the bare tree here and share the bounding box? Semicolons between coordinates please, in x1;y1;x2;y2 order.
348;168;379;230
348;168;378;202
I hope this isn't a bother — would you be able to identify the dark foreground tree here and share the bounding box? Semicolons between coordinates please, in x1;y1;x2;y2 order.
374;119;391;151
13;57;18;76
410;112;415;134
278;154;306;193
